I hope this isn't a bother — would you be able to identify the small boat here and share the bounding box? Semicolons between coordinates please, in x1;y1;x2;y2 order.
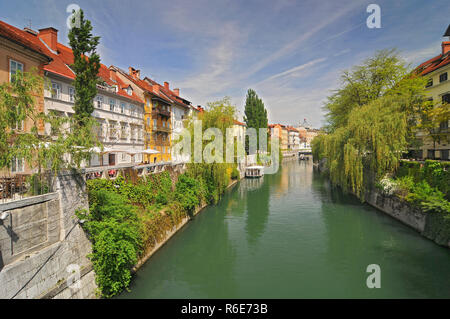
245;166;264;178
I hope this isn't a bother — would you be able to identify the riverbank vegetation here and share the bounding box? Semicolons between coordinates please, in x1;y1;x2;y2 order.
312;49;449;243
377;160;450;214
79;98;241;297
312;49;430;199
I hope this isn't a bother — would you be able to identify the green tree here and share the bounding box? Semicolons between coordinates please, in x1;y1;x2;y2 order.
243;89;268;152
0;69;72;175
324;49;410;132
312;49;430;200
68;9;101;125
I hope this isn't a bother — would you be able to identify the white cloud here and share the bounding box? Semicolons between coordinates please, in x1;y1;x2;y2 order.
403;41;442;65
254;57;327;86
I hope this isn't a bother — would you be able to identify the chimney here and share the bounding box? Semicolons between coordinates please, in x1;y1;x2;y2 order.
109;67;116;81
164;81;169;90
173;88;179;96
38;27;58;52
128;67;140;79
442;41;450;55
153;85;160;95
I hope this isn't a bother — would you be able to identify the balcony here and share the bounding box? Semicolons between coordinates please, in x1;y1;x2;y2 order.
152;124;171;133
153;139;170;147
152;108;171;118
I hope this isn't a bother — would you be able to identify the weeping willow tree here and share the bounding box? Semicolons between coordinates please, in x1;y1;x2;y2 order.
0;69;101;178
312;49;429;200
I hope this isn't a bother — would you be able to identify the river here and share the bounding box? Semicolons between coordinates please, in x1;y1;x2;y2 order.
119;160;450;298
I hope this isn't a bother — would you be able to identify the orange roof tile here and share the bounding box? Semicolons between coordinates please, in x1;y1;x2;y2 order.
0;20;52;61
416;48;450;76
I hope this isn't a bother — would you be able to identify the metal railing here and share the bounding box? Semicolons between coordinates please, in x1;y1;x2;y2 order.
83;161;187;181
0;172;54;203
152;108;171;118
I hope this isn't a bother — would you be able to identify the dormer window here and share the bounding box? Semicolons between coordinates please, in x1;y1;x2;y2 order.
126;86;132;96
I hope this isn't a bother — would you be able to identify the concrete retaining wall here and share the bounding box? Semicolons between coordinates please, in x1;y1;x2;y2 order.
365;189;427;233
0;171;96;299
364;189;450;248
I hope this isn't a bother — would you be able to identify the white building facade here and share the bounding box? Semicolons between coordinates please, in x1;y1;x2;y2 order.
44;74;145;167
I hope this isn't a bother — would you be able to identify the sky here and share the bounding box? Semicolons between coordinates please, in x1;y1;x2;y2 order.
1;0;450;128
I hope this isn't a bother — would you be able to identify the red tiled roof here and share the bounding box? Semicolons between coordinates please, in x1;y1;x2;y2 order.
416;48;450;76
112;70;173;104
233;119;245;126
0;20;52;61
38;40;144;104
269;123;286;128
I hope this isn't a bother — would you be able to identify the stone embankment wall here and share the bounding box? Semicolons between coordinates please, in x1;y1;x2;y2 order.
365;189;450;248
314;158;450;248
0;172;96;299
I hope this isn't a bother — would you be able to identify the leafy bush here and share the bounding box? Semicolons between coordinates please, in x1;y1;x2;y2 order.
175;174;202;215
77;189;142;298
377;176;398;195
397;160;450;199
82;166;236;297
231;167;240;180
393;176;450;214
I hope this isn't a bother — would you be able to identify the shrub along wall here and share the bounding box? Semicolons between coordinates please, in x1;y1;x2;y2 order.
396;160;450;200
78;163;236;298
393;160;450;246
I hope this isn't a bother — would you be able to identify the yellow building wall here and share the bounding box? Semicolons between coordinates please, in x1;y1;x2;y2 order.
147;100;172;163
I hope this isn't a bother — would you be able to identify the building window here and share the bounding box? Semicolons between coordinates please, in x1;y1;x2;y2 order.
68;87;75;102
51;82;62;99
121;102;125;114
121;123;127;139
11;157;24;173
96;95;103;108
441;149;449;160
10;59;24;82
153;119;157;127
426;78;433;88
109;98;115;112
147;118;150;127
443;93;450;104
439;72;448;83
96;121;103;137
109;121;117;138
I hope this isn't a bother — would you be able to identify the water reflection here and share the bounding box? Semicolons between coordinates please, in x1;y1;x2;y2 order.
120;160;450;299
244;177;270;247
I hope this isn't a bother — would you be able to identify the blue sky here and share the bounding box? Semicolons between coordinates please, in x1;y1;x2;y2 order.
1;0;450;127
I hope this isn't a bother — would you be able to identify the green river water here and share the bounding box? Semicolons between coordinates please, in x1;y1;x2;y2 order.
120;160;450;298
